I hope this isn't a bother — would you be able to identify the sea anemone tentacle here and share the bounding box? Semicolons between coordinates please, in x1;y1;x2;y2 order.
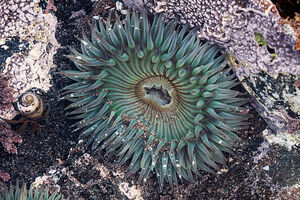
61;11;250;189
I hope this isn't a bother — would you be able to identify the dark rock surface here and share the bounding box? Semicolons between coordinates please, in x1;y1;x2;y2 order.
0;37;28;69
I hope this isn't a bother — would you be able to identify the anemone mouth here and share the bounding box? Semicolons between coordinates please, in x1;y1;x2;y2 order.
105;64;195;142
111;74;187;141
138;76;174;109
61;11;250;189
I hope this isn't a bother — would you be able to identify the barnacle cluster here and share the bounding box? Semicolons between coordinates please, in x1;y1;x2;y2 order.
0;0;38;40
0;181;64;200
61;11;250;188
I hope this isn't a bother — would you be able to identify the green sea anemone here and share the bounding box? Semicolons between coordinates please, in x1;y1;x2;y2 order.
0;181;64;200
61;11;250;188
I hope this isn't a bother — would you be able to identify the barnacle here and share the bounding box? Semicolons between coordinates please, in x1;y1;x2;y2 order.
0;181;64;200
61;11;250;188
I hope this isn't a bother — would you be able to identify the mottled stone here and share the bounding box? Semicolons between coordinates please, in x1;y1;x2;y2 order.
244;72;300;134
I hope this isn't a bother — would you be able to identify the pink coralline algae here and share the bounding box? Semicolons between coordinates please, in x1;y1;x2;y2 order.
0;119;21;185
0;75;18;120
0;119;22;154
0;75;15;112
0;170;10;184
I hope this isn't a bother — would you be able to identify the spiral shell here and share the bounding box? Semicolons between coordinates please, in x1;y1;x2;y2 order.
16;92;44;119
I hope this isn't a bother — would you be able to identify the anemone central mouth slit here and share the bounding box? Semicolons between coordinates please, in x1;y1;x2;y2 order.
144;84;172;106
136;76;176;110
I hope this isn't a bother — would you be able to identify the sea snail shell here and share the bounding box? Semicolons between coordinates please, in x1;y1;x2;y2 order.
16;92;44;119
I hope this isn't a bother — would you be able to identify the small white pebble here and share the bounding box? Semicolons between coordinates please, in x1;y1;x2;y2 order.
1;45;9;50
116;1;123;11
25;13;35;22
263;166;269;171
0;39;6;45
48;169;56;174
121;9;128;15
